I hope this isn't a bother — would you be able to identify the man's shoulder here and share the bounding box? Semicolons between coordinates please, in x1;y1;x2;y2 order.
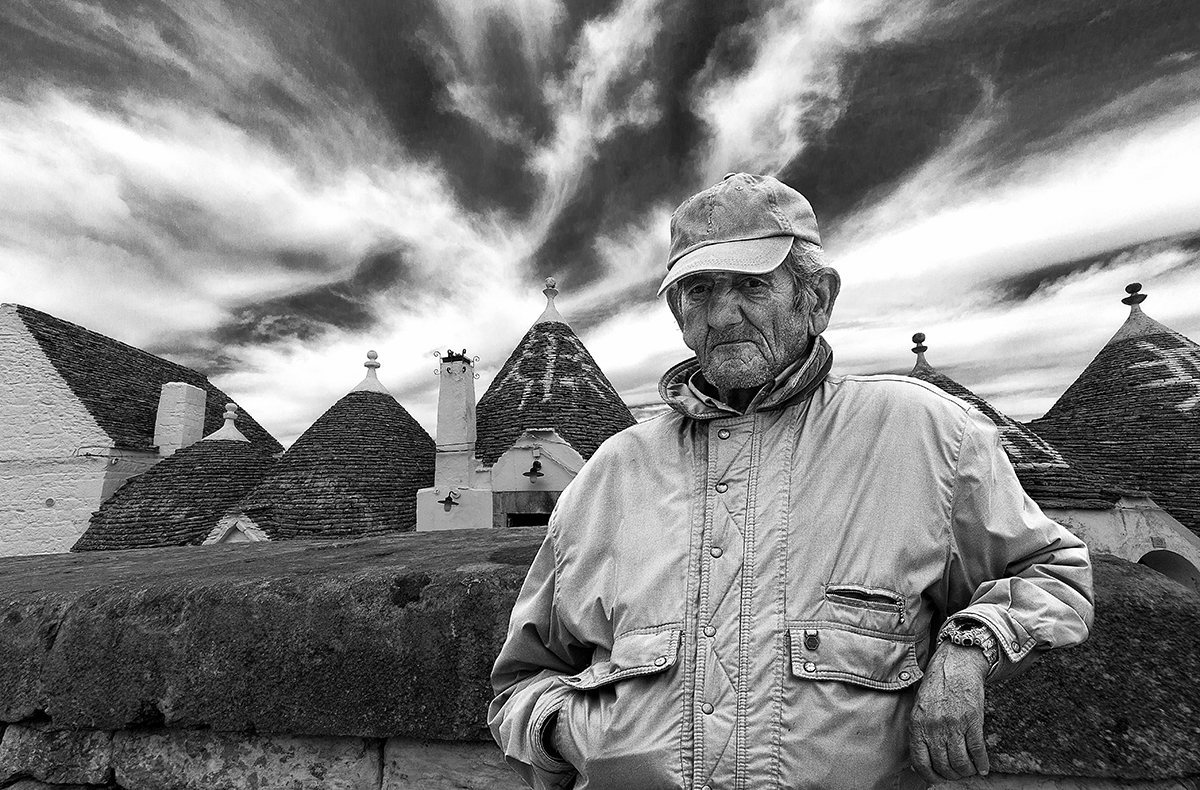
824;373;974;419
587;410;685;460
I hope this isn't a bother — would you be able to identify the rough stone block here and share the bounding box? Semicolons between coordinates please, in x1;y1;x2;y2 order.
0;531;543;740
383;738;524;789
0;723;112;784
112;729;381;790
5;781;102;790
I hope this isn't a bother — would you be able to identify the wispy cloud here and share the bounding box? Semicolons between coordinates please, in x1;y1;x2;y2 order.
3;0;1199;446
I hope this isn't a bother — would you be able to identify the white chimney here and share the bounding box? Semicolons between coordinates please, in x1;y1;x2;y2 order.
434;349;477;488
154;382;207;456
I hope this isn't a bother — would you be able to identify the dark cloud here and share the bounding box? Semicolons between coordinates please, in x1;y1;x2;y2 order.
780;0;1200;226
988;231;1200;305
215;246;413;345
991;258;1113;305
320;0;545;217
530;0;757;286
779;43;986;223
0;2;192;94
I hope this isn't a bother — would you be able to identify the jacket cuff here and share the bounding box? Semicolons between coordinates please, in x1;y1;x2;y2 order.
944;607;1037;682
529;681;576;778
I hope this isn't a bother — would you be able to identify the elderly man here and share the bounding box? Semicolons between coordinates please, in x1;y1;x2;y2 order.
489;173;1093;790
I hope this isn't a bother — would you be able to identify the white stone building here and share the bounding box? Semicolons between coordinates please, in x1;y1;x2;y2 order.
0;304;281;556
416;280;636;531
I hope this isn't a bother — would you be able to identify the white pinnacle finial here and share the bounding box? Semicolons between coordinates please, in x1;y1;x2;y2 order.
352;349;392;394
535;276;567;325
202;402;250;443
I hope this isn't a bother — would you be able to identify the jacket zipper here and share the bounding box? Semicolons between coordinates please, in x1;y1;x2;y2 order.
825;585;906;625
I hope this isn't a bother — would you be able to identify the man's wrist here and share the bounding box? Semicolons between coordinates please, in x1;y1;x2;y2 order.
937;619;999;672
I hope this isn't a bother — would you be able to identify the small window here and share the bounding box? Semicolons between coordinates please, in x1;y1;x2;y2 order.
507;513;550;528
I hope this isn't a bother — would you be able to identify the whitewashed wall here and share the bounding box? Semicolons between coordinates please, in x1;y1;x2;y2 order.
0;306;156;555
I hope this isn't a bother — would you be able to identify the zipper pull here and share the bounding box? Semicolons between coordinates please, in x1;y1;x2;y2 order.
895;595;906;625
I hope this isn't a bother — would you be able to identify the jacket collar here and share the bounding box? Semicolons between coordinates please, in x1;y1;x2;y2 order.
658;336;834;420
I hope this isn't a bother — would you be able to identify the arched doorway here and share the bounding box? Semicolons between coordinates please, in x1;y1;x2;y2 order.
1139;550;1200;594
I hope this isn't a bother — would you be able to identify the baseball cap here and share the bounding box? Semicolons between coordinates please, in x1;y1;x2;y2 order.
658;173;821;296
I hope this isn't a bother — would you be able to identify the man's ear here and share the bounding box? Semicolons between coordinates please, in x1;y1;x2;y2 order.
807;269;841;337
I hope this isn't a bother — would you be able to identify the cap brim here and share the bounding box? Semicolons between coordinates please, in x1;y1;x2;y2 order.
658;235;792;296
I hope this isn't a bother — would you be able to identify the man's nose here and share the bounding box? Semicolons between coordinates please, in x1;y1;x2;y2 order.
707;286;745;330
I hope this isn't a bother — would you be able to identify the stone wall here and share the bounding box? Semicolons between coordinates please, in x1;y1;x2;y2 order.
0;306;158;556
0;530;1197;790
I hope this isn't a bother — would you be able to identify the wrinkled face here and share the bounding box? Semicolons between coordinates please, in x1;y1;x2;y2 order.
677;268;813;394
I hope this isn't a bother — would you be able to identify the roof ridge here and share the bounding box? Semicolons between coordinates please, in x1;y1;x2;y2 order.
14;303;282;453
16;304;211;380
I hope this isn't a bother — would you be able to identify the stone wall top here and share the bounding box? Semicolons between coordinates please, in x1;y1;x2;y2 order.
1;536;1198;782
0;529;545;741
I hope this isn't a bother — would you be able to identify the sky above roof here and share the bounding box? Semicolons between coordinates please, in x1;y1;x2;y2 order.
3;0;1199;447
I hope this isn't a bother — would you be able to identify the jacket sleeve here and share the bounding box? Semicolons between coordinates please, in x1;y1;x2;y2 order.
489;528;592;789
940;407;1094;682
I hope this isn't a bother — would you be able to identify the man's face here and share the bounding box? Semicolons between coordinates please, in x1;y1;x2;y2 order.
677;267;812;394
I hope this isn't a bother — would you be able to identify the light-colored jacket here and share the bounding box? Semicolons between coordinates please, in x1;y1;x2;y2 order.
489;343;1093;790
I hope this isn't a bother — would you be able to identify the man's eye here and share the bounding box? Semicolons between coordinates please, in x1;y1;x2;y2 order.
684;284;711;300
741;278;769;291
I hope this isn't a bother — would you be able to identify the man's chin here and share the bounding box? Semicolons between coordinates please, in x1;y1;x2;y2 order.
700;362;772;394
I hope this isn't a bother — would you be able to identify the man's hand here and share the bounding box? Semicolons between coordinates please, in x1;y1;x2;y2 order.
909;643;991;783
543;712;574;767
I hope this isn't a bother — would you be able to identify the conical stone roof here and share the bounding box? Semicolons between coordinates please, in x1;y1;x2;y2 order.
475;280;636;467
11;304;281;454
74;437;276;551
1030;284;1200;536
907;334;1118;510
231;355;435;539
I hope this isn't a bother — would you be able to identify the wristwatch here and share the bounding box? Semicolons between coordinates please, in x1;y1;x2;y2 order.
937;619;999;670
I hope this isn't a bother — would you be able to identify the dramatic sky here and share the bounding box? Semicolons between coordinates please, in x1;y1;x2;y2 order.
4;0;1199;446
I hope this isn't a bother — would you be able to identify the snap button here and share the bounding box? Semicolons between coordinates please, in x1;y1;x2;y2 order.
717;429;730;440
653;656;667;667
715;482;728;493
802;661;817;673
703;625;716;637
701;703;714;714
1011;640;1021;651
898;670;911;681
709;546;723;558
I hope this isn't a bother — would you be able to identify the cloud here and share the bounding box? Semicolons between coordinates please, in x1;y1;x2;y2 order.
4;0;1200;450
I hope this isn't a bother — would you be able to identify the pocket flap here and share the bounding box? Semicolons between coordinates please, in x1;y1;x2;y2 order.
563;628;681;691
787;622;922;691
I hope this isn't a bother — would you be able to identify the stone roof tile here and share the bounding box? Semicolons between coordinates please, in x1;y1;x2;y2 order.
13;304;281;454
232;391;434;538
1029;290;1200;536
908;339;1119;510
73;440;276;551
475;321;635;467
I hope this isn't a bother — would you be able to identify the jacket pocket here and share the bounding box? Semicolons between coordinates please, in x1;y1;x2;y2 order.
787;621;922;691
558;628;685;790
562;627;682;690
824;583;907;625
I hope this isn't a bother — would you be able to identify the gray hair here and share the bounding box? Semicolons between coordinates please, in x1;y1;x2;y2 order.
665;239;832;322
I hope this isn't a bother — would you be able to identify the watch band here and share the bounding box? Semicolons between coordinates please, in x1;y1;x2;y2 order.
938;619;999;669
